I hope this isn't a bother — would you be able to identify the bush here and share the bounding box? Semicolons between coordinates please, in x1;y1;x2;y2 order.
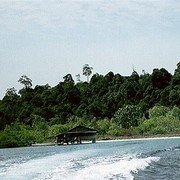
114;105;142;128
107;123;122;136
149;105;169;118
151;126;166;134
167;106;180;119
0;123;36;148
48;124;70;137
95;118;111;135
139;113;180;135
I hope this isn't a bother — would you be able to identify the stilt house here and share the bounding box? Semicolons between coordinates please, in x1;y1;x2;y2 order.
56;125;97;145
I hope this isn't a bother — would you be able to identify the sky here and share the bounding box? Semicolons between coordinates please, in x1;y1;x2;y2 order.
0;0;180;99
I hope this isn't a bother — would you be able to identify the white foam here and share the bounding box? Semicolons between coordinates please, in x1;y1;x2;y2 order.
0;149;96;180
0;151;160;180
49;156;160;180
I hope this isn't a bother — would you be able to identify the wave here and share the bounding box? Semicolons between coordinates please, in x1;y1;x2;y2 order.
0;152;159;180
141;146;180;157
0;148;98;180
46;155;160;180
1;138;180;179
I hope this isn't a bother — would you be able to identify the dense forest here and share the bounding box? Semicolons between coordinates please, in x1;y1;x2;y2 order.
0;63;180;147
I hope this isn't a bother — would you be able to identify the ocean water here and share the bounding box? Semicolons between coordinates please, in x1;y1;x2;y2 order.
0;137;179;180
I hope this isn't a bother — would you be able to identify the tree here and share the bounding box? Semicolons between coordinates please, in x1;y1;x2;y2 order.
18;75;32;89
83;64;93;83
114;105;142;128
169;89;180;106
174;62;180;76
105;71;114;83
151;68;172;89
171;62;180;87
149;105;169;119
76;74;81;82
5;87;18;99
131;70;139;81
63;74;74;84
168;106;180;119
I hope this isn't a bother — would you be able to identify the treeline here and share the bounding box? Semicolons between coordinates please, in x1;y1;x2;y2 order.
0;63;179;147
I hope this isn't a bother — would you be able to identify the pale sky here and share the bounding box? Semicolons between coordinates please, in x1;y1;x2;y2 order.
0;0;180;99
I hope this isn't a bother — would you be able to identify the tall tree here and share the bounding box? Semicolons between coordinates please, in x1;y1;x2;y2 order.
171;62;180;87
174;62;180;75
18;75;32;89
76;74;81;82
63;74;74;84
151;68;172;89
83;64;93;83
5;87;17;99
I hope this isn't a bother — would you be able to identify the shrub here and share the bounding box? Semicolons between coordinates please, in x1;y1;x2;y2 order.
0;123;35;148
114;105;142;128
149;105;169;118
48;124;70;137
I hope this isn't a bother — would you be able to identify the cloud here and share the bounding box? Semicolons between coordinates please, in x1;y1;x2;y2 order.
0;0;180;34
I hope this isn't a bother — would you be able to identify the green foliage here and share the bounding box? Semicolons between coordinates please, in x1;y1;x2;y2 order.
5;87;18;99
114;105;142;128
48;124;70;137
139;106;180;135
0;123;35;148
83;64;93;83
95;119;111;135
94;118;121;136
0;65;180;147
31;115;49;139
169;89;180;106
63;74;74;84
107;123;122;136
18;75;32;89
151;68;172;89
149;105;169;118
167;106;180;119
76;74;81;82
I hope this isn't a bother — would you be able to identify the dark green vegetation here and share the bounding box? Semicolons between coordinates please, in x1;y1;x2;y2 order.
0;63;180;147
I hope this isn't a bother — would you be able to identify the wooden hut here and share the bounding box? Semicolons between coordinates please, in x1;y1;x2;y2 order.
56;125;97;145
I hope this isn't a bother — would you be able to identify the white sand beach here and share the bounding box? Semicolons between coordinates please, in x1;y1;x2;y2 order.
97;136;180;143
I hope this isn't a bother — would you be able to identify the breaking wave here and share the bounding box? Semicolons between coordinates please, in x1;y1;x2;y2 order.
0;152;159;180
49;156;160;180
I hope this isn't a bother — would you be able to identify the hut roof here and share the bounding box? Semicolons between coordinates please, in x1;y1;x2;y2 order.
68;125;97;133
56;125;97;137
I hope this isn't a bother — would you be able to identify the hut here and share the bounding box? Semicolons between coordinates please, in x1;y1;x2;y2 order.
56;125;97;145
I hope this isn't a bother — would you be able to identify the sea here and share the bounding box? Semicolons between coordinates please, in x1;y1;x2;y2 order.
0;137;179;180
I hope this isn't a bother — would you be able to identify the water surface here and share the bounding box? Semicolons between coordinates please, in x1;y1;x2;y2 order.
0;137;179;180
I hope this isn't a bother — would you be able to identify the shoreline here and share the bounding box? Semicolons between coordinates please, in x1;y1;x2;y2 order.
2;134;180;148
31;135;180;147
97;135;180;143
